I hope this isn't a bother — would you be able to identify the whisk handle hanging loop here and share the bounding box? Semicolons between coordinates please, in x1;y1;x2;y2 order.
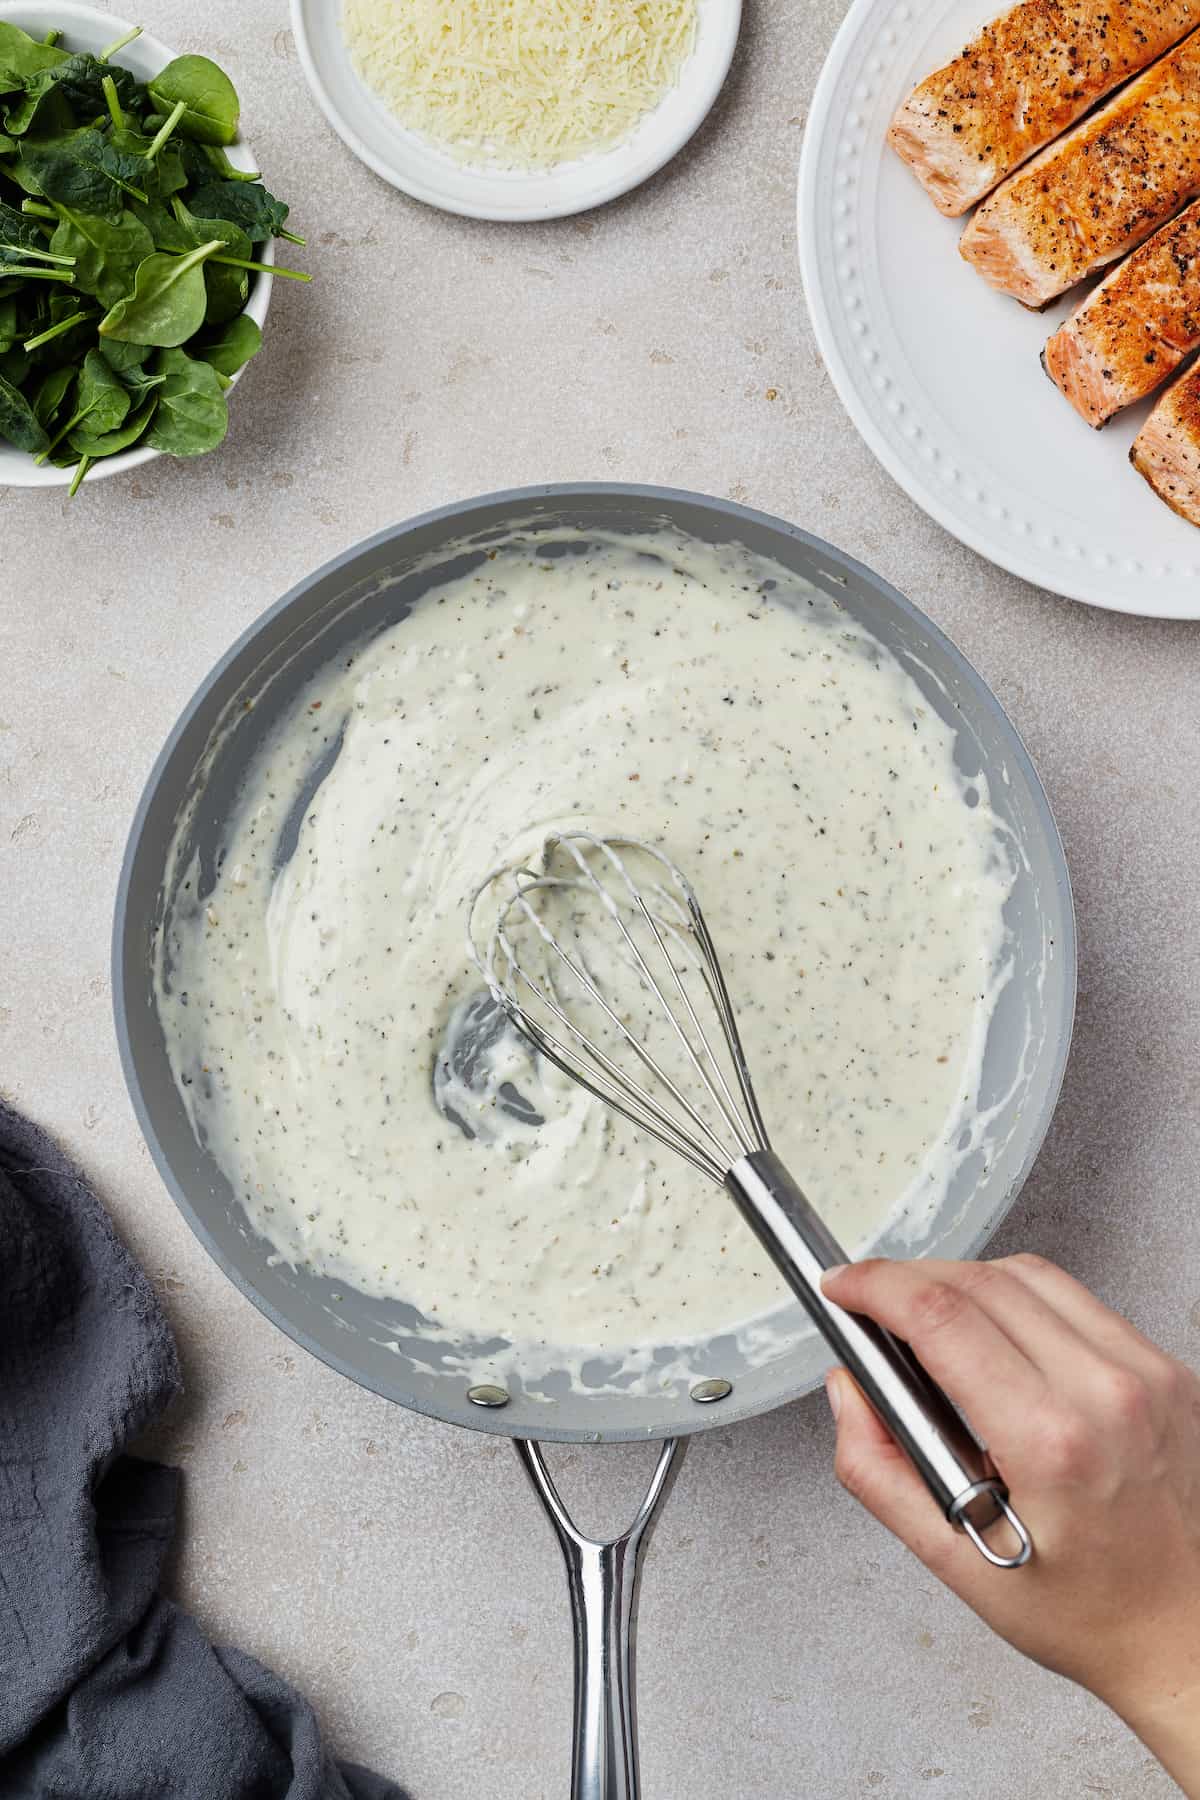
726;1150;1032;1570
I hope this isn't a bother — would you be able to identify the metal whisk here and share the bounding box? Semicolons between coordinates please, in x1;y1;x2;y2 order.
469;830;1031;1569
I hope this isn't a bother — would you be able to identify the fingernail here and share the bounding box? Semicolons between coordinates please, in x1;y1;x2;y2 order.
824;1370;842;1421
821;1263;849;1290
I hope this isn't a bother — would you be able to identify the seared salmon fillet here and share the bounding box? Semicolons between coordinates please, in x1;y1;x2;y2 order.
961;30;1200;306
890;0;1200;217
1131;365;1200;523
1043;201;1200;426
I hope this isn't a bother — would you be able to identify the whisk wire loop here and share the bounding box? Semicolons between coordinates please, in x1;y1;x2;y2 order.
500;1007;726;1183
686;898;774;1154
493;923;724;1175
494;868;739;1174
473;833;767;1182
552;836;759;1166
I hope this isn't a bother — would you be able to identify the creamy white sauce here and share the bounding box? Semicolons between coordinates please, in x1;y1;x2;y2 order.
155;531;1013;1380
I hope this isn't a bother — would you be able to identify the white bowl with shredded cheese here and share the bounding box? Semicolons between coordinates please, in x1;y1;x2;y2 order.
291;0;741;221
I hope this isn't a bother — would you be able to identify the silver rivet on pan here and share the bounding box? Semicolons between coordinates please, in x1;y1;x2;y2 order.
690;1378;733;1404
467;1384;511;1408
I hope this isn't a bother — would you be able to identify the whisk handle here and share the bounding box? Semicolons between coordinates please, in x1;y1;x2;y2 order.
726;1150;1031;1569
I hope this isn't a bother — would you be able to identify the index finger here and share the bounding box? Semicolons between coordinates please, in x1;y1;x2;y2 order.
821;1258;1047;1452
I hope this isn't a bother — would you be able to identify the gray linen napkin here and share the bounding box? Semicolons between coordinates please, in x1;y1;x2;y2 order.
0;1097;409;1800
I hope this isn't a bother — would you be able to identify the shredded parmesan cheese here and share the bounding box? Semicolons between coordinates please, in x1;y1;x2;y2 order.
341;0;699;169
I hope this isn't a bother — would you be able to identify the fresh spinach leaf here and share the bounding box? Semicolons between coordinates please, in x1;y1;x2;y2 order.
68;388;156;458
0;194;44;250
0;24;67;84
129;195;194;253
145;346;226;455
0;292;17;349
3;72;72;139
26;293;95;364
39;346;131;458
203;255;246;325
54;53;140;118
184;179;287;243
0;343;29;385
97;334;149;373
60;349;128;451
0;153;44;197
4;52;139;136
76;346;130;430
19;127;148;217
33;359;73;426
179;139;259;185
171;194;250;256
0;365;48;451
108;123;186;198
119;363;166;403
192;310;260;377
98;238;222;345
147;56;239;146
172;197;251;324
50;205;153;306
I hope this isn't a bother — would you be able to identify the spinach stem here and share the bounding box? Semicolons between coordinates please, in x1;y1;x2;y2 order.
0;243;75;266
145;100;186;163
68;454;91;497
36;417;80;464
20;200;57;220
210;252;312;282
23;309;88;352
117;177;149;204
99;24;142;62
102;73;125;133
36;400;94;464
5;266;75;283
277;228;306;246
43;29;61;46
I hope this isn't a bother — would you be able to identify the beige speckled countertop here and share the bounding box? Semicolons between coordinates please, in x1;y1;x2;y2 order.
3;2;1199;1795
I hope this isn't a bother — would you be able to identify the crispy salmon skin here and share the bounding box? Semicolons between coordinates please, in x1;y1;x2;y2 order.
1044;201;1200;426
890;0;1200;217
961;30;1200;305
1131;366;1200;523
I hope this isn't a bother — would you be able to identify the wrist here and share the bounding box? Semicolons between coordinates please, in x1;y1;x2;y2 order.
1102;1658;1200;1795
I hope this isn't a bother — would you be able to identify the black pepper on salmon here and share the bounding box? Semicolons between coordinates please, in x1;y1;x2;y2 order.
961;29;1200;306
890;0;1200;217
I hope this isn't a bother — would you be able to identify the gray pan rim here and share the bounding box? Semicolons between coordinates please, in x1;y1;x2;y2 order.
113;482;1078;1444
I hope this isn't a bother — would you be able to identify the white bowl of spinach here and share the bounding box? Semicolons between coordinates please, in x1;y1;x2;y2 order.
0;4;307;491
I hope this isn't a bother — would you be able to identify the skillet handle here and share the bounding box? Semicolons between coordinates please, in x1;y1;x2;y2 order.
515;1438;684;1800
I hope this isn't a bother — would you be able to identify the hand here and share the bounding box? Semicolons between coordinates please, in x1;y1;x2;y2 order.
821;1255;1200;1795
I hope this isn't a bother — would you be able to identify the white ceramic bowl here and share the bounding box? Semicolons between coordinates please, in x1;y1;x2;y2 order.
0;1;273;488
292;0;741;222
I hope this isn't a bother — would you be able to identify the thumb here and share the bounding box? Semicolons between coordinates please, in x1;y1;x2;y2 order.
825;1369;976;1583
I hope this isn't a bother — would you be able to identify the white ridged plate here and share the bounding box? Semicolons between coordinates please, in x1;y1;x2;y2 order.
798;0;1200;617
